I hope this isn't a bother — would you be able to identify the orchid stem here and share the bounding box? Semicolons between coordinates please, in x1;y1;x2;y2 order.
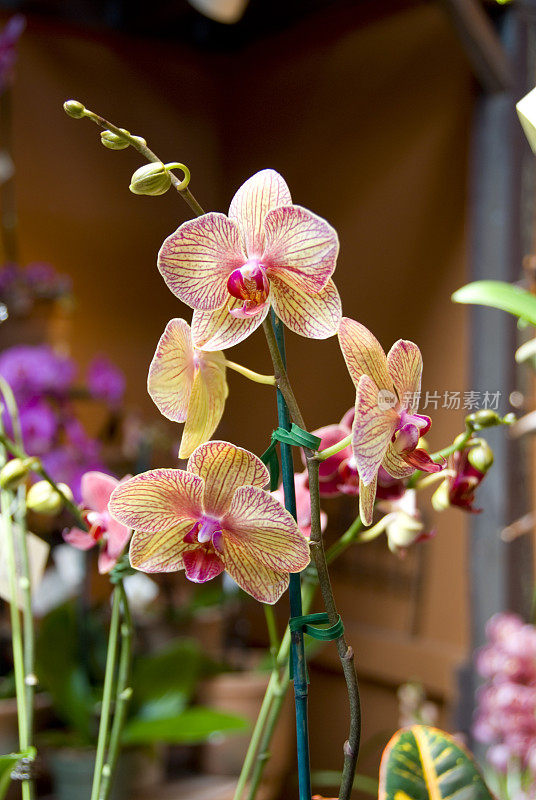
224;360;276;386
262;315;360;800
263;605;279;670
90;587;122;800
315;433;352;462
67;102;206;217
98;581;133;800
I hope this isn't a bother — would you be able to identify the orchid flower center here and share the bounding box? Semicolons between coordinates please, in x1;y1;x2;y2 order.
391;409;442;474
227;258;270;318
84;510;109;542
183;515;224;554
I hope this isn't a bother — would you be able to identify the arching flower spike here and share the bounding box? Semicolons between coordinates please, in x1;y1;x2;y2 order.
338;318;443;526
63;471;131;573
147;318;228;458
158;169;341;350
108;441;310;604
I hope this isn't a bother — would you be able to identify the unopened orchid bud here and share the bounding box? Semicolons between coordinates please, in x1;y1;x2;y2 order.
63;100;86;119
468;441;494;474
100;129;130;150
0;458;39;490
386;512;424;553
503;412;516;425
431;480;450;512
129;163;171;196
26;481;73;515
466;409;501;431
130;135;147;147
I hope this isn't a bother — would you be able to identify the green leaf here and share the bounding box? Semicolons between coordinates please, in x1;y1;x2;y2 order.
121;706;248;746
452;280;536;325
0;748;36;800
379;725;493;800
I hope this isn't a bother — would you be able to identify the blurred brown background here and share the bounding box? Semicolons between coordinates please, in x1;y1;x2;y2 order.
3;0;481;790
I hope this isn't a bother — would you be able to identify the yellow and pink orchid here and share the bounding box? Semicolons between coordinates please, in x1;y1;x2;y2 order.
157;169;341;350
63;471;131;574
338;318;443;525
108;440;310;604
147;318;228;458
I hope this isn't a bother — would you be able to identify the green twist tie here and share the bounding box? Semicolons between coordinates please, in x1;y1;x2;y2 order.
260;424;321;490
288;613;344;680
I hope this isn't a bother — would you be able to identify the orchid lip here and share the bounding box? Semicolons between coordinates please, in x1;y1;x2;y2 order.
227;259;270;310
183;516;224;548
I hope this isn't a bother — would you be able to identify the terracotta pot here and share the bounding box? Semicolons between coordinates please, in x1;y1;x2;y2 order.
47;746;163;800
201;670;293;800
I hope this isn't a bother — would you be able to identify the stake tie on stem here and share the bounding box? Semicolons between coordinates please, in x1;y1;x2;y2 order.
260;424;321;490
289;612;345;679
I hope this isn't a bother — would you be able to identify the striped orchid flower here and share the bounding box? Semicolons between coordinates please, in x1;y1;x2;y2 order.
157;169;341;350
108;441;310;604
147;318;228;458
338;318;443;526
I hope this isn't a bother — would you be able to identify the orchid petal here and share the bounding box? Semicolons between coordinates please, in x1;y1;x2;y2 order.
352;374;398;486
187;441;269;516
263;205;338;293
229;169;292;257
81;471;118;513
313;424;352;480
223;486;310;573
129;519;195;572
387;339;423;412
105;518;132;560
270;277;341;339
338;317;393;392
147;319;195;423
98;547;118;574
192;296;270;351
158;213;245;311
223;543;290;604
63;528;96;551
109;469;203;533
183;548;224;583
359;476;377;527
383;443;416;479
178;352;228;459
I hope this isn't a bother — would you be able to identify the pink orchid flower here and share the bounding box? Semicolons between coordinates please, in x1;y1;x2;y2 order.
63;471;131;574
272;470;327;539
108;441;310;604
158;169;341;351
338;318;443;525
147;318;228;458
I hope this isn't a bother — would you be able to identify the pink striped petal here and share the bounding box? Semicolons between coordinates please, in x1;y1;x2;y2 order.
129;519;195;572
387;340;423;412
81;472;118;513
383;442;416;479
270;277;341;339
178;352;228;459
353;374;398;486
229;169;292;258
187;441;269;516
158;213;245;311
63;527;96;551
147;319;196;423
109;470;203;533
263;205;338;293
223;547;289;604
183;548;224;583
338;318;393;392
359;476;377;527
191;296;270;351
222;486;310;573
